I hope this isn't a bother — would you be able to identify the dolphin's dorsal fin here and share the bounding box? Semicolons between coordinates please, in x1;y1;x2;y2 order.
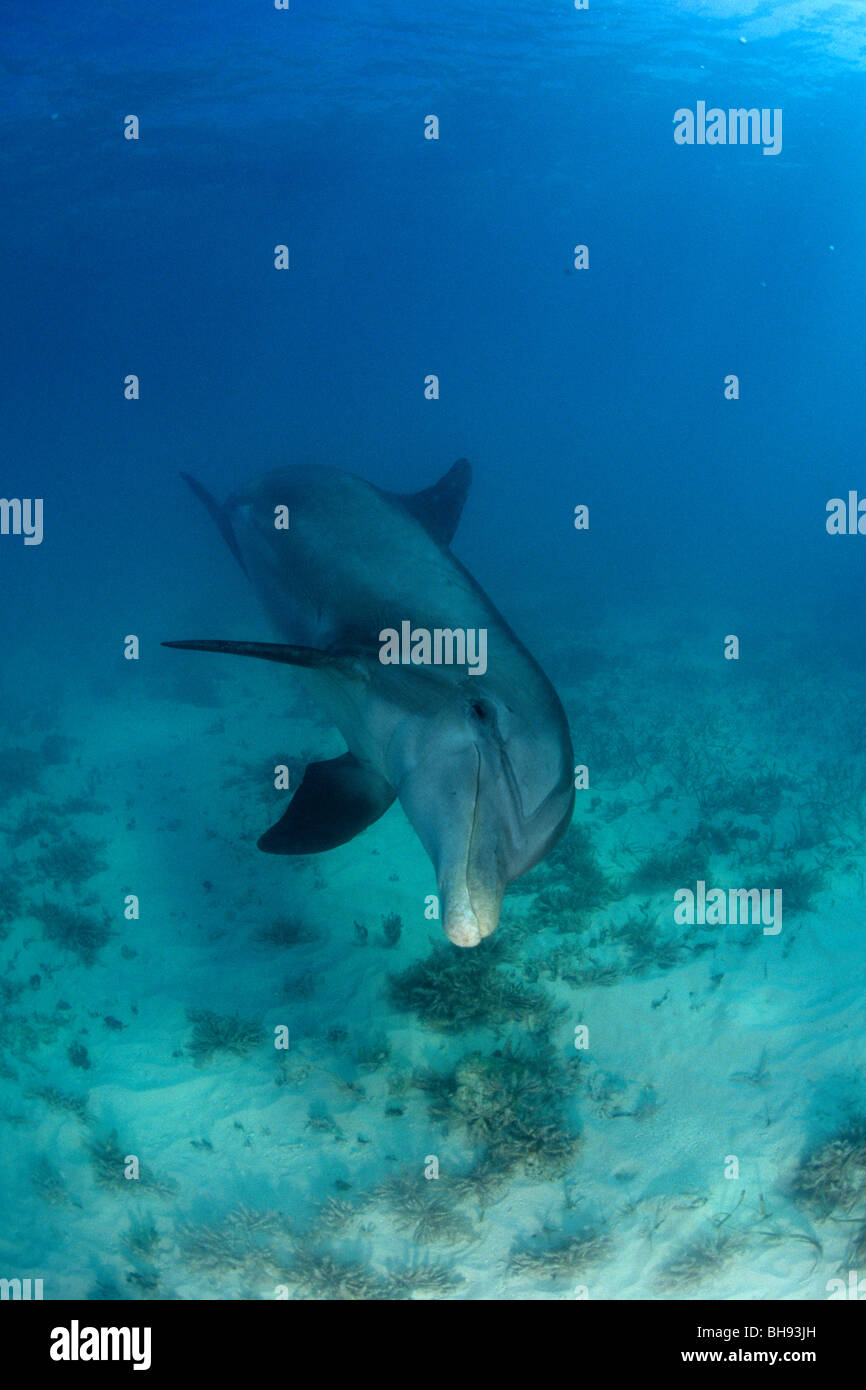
258;752;396;854
387;458;471;548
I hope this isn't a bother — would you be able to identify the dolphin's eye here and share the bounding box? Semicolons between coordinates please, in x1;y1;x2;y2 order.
468;697;497;730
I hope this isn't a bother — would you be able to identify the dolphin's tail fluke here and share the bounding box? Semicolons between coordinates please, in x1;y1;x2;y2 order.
180;472;249;578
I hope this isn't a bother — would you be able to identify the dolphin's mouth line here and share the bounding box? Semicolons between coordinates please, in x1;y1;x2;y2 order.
467;692;527;825
466;742;483;898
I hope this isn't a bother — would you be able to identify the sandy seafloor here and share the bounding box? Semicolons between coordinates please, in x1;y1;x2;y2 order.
1;597;865;1302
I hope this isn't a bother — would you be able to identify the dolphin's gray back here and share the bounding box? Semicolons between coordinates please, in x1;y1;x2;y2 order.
227;465;554;710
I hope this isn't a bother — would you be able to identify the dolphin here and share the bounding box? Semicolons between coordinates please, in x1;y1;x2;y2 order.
163;460;574;946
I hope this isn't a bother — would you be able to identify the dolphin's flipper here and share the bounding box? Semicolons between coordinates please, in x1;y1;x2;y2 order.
259;752;395;854
181;472;249;578
387;458;471;548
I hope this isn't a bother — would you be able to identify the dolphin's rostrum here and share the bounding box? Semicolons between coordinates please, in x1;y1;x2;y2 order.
164;461;574;946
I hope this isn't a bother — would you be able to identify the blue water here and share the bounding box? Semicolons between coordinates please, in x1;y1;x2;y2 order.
2;1;866;1301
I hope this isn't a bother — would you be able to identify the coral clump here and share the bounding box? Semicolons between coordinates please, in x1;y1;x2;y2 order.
31;901;112;964
523;823;615;930
509;1228;609;1278
384;1260;463;1298
254;917;319;947
419;1041;581;1179
34;831;108;889
389;942;557;1032
791;1121;866;1216
284;1248;389;1300
449;1047;580;1177
186;1009;263;1062
378;1173;476;1246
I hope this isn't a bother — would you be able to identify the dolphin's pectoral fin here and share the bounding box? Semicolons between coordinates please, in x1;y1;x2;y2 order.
258;752;396;854
180;472;249;578
162;638;357;670
386;458;471;548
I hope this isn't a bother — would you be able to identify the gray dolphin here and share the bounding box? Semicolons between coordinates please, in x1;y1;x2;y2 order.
164;461;574;946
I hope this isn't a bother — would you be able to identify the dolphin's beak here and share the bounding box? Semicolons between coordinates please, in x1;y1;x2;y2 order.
439;873;505;948
396;740;510;948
